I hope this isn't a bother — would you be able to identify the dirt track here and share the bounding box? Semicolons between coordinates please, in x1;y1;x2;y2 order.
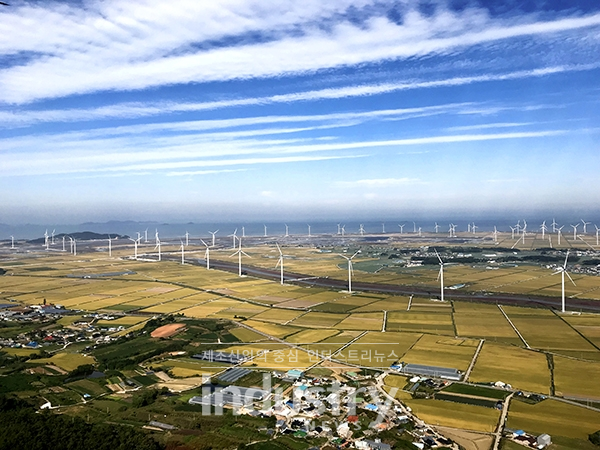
151;323;186;338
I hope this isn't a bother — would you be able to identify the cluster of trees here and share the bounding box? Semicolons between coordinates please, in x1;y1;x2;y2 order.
0;395;164;450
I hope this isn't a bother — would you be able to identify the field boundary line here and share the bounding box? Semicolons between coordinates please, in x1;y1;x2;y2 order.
382;310;387;332
497;305;530;349
463;339;485;382
551;310;600;352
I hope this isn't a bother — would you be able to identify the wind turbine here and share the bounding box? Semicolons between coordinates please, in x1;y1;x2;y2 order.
44;230;49;250
337;223;341;235
71;238;77;256
382;223;385;234
467;223;471;233
553;251;576;313
185;231;189;247
62;236;66;251
339;250;360;293
284;224;289;237
230;237;250;276
399;224;405;234
155;229;160;245
413;222;417;233
418;227;422;237
510;226;516;240
582;219;591;234
571;223;579;240
136;231;141;241
557;226;564;246
155;240;161;262
51;229;55;245
341;225;346;236
308;224;311;237
434;249;445;302
228;229;238;249
69;237;73;254
10;235;15;249
551;219;557;233
595;225;599;246
129;238;139;260
359;224;365;236
493;226;498;243
275;243;284;285
242;226;246;238
144;228;149;243
540;221;547;239
209;230;219;247
180;240;185;265
107;235;112;257
264;224;268;237
434;223;440;233
521;220;527;245
201;239;210;269
472;223;478;234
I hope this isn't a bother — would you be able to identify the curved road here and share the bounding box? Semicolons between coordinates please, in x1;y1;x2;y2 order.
178;256;600;313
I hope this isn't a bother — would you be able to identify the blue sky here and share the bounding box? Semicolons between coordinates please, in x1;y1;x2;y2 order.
1;0;599;224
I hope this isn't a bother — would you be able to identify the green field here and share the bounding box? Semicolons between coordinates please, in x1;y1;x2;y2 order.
401;334;479;371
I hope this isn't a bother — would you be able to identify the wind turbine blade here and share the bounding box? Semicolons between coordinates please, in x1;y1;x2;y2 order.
565;271;576;286
276;242;282;255
563;251;569;269
434;248;443;264
436;267;442;281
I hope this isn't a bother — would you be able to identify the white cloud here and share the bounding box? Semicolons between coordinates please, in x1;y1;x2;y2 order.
1;2;599;103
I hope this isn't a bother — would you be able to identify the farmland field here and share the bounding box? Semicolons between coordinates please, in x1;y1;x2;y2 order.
250;308;305;324
401;334;479;371
507;398;600;440
386;310;454;335
469;342;550;394
284;329;339;344
453;302;522;345
553;356;600;400
336;312;383;331
335;331;420;367
30;352;96;372
404;398;500;432
289;311;347;328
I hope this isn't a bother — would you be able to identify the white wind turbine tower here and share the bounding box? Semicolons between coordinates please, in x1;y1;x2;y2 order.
493;226;498;243
228;229;238;249
595;225;600;246
44;230;49;250
129;238;139;260
307;224;311;237
540;221;547;239
399;224;405;234
230;237;250;276
448;224;453;238
418;227;422;237
209;230;219;247
581;219;591;234
51;229;55;245
359;224;365;236
521;220;527;244
510;226;516;240
180;240;185;265
467;223;471;233
434;223;440;233
144;228;148;243
155;240;161;262
557;226;564;246
201;239;210;269
242;226;246;238
71;238;77;256
382;223;386;234
413;221;417;233
337;223;342;235
551;219;557;233
341;225;346;236
275;243;284;285
155;229;160;246
515;220;521;234
553;251;576;313
62;236;66;251
69;237;73;254
339;250;360;293
571;223;579;240
107;235;112;257
10;235;15;249
284;224;289;237
472;223;478;234
435;249;445;302
264;225;268;237
185;231;189;247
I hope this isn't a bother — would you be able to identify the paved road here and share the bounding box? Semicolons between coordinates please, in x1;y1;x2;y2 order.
184;257;600;313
